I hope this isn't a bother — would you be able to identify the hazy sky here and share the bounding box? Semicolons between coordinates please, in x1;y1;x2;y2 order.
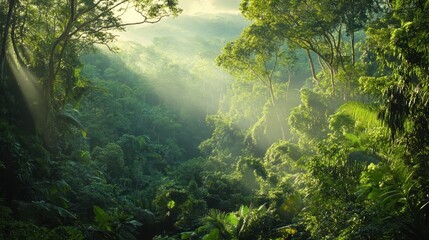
178;0;242;15
118;0;245;44
121;0;242;26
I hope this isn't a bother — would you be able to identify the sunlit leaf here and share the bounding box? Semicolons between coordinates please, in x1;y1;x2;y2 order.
167;200;176;209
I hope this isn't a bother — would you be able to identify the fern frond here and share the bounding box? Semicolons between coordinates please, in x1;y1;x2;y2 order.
336;102;384;129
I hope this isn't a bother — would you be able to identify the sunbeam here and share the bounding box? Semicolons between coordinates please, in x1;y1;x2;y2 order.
8;53;46;130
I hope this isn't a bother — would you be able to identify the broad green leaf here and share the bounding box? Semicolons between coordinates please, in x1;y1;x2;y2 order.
93;205;112;231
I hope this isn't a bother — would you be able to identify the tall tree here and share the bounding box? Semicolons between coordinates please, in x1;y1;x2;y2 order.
217;23;291;140
339;0;381;66
239;0;380;95
0;0;181;146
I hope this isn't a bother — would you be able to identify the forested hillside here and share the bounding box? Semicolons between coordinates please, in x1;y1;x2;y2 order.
1;0;428;239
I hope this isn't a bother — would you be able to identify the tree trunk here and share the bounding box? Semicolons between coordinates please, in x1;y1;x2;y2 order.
268;82;286;140
350;30;355;66
318;55;327;70
324;31;336;96
1;0;16;80
41;0;77;149
336;24;346;72
306;49;319;85
330;66;335;95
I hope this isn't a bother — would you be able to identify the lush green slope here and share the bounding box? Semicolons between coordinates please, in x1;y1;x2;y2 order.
1;0;429;239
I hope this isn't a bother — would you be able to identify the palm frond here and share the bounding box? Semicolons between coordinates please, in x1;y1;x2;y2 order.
56;111;87;138
379;166;417;212
204;209;231;239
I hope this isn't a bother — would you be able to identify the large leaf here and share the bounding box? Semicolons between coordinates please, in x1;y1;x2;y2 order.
93;205;112;232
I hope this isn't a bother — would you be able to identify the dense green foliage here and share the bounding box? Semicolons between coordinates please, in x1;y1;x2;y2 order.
1;0;429;239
